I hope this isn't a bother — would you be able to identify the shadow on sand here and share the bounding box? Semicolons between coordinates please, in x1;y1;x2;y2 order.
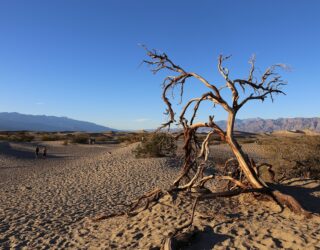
269;180;320;214
0;142;63;160
184;226;231;250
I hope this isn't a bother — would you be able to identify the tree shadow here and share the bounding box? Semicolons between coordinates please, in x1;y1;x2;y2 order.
269;181;320;214
184;226;232;250
166;156;184;169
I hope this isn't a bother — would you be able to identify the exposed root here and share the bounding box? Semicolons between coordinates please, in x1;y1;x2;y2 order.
127;188;163;216
271;190;312;218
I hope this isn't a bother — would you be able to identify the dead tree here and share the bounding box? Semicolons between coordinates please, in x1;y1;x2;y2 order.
143;47;310;217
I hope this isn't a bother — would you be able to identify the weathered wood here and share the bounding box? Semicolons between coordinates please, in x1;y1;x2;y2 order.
144;47;310;216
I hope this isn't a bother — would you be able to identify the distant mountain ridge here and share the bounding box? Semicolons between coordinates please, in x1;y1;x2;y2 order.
0;112;319;133
212;117;320;133
0;112;116;132
146;117;320;133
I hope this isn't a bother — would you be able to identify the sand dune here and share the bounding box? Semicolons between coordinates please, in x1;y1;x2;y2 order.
0;141;319;249
0;142;177;248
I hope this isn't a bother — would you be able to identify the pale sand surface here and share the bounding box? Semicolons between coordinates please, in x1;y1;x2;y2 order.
77;181;320;249
0;142;177;249
0;141;319;249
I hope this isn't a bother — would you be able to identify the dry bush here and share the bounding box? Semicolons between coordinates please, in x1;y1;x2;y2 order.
258;135;320;179
9;135;32;142
41;134;63;141
71;134;90;144
118;133;147;144
5;132;35;142
95;135;113;143
133;133;177;158
0;134;9;141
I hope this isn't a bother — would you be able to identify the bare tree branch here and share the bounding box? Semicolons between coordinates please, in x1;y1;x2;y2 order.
218;55;240;106
143;47;310;217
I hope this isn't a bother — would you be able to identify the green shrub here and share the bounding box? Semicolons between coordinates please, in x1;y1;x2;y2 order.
133;133;177;158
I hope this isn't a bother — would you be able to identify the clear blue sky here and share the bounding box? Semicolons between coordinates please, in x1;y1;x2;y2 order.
0;1;319;130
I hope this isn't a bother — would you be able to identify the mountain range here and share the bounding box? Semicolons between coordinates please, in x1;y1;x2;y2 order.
0;112;319;133
0;112;116;132
213;117;320;133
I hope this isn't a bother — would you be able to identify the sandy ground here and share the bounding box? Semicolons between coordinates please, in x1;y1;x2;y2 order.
77;180;320;250
0;141;319;249
0;141;178;249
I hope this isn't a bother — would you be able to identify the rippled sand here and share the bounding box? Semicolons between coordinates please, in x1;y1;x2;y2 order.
0;141;319;249
0;142;178;249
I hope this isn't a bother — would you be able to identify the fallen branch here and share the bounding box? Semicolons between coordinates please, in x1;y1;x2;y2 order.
128;188;163;216
219;175;248;189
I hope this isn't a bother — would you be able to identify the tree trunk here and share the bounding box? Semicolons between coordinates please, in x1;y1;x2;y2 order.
225;112;265;188
225;112;311;216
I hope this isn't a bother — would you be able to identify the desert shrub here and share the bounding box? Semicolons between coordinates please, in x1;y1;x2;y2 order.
13;135;34;142
0;135;9;141
289;159;320;179
133;133;177;158
41;134;62;141
118;133;147;144
258;135;320;179
8;133;34;142
62;140;69;146
66;133;74;138
95;135;113;143
71;134;89;144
